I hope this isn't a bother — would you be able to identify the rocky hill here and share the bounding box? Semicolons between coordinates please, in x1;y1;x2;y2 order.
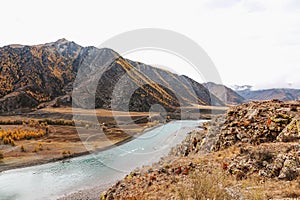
0;39;81;113
102;100;300;199
0;39;224;114
203;82;245;105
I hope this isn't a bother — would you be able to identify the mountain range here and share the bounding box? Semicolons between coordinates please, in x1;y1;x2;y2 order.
204;82;300;104
1;39;299;114
236;88;300;102
0;39;224;114
230;84;300;101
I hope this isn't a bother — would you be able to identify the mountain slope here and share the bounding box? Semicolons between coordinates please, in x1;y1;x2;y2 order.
0;39;82;112
237;88;300;101
0;39;224;114
203;82;245;105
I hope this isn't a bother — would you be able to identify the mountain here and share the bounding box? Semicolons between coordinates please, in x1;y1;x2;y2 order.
0;39;82;113
203;82;245;105
236;88;300;101
205;83;300;103
0;39;224;114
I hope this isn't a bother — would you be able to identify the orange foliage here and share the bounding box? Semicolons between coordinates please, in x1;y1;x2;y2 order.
0;125;47;146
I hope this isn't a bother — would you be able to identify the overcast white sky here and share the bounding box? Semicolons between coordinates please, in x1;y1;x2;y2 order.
1;0;300;89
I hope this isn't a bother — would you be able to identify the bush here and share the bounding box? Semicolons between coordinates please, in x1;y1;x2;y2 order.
38;143;43;151
20;145;26;152
62;150;71;158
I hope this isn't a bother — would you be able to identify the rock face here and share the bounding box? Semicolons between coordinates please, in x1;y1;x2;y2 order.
211;100;300;151
168;129;206;157
228;143;300;181
199;100;300;180
203;82;245;105
0;39;224;114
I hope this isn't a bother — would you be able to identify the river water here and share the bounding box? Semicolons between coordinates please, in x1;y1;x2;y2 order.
0;120;204;200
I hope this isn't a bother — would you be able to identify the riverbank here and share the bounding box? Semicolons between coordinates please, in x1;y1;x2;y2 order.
0;120;203;200
0;134;132;173
99;100;300;199
58;183;113;200
0;107;162;173
0;122;163;173
2;125;167;173
56;121;203;200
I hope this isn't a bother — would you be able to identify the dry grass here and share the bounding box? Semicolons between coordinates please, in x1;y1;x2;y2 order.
41;107;155;117
205;144;300;200
171;145;300;200
177;168;233;200
0;107;159;172
174;157;266;200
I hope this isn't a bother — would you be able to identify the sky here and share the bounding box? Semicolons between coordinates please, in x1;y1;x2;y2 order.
1;0;300;90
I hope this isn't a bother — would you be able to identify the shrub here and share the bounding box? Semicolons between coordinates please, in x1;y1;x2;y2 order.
62;150;71;158
20;145;26;152
38;143;43;151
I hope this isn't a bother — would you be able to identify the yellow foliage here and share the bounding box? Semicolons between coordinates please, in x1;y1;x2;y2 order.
0;126;46;146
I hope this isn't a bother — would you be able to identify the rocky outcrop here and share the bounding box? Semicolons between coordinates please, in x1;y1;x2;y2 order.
209;100;300;151
228;143;300;181
168;129;206;157
199;100;300;181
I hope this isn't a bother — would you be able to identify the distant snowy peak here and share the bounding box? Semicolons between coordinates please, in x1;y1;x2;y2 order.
231;85;253;91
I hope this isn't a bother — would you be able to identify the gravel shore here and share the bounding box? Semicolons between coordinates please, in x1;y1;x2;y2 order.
57;183;113;200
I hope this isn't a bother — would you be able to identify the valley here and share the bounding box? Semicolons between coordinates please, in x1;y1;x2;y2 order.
0;107;159;172
0;39;299;200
